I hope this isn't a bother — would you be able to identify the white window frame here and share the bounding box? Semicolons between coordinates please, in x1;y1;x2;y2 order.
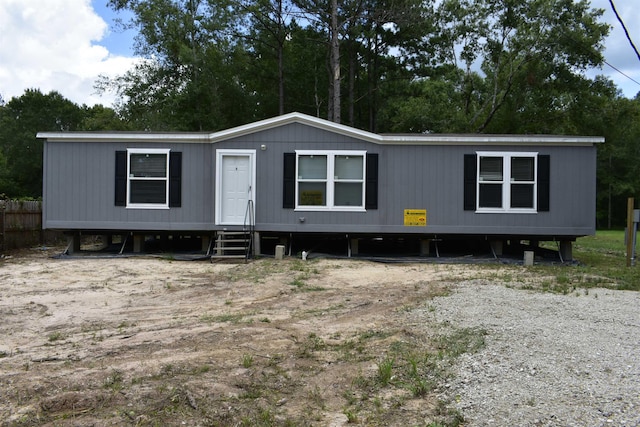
295;150;367;212
127;148;170;209
476;151;538;214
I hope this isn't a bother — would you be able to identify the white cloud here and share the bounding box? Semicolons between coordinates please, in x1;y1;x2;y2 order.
0;0;138;106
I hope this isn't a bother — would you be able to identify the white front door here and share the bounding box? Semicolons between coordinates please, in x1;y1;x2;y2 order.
216;150;256;225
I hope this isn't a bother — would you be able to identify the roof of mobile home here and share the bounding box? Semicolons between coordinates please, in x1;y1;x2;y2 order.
37;112;605;146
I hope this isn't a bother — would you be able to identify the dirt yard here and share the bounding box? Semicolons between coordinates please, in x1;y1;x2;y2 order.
0;248;484;426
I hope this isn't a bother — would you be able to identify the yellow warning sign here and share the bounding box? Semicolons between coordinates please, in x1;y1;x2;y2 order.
404;209;427;226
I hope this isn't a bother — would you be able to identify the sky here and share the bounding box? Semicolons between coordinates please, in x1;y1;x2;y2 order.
590;0;640;97
0;0;138;107
0;0;639;108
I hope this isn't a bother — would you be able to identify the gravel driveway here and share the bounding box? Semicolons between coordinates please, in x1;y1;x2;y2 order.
427;281;640;427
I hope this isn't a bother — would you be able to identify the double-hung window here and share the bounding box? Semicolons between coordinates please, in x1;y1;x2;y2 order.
477;152;537;213
296;150;366;211
127;148;170;208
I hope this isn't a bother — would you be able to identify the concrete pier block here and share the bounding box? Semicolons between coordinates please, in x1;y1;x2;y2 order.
524;250;534;266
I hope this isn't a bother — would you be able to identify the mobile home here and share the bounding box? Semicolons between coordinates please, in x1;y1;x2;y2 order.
38;112;602;260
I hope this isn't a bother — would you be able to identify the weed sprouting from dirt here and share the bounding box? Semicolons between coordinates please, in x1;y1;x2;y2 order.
289;277;306;288
103;369;124;391
344;407;359;423
297;332;326;358
242;353;254;368
200;312;246;324
377;357;394;385
47;331;64;342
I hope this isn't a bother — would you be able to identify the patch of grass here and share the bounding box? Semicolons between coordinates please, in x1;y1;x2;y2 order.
344;408;359;423
359;329;393;341
405;353;434;396
200;313;245;324
437;327;486;358
289;277;306;288
290;259;317;272
409;377;432;397
238;408;282;427
307;385;326;409
571;231;640;291
576;230;626;255
331;323;480;424
342;388;358;406
297;333;326;358
117;320;130;329
334;338;366;361
531;231;640;291
301;303;345;318
222;259;290;283
376;357;394;386
470;231;640;293
288;274;326;292
242;353;254;368
432;400;466;427
103;369;124;391
47;331;64;342
239;387;262;400
335;324;484;424
190;365;210;375
285;259;323;291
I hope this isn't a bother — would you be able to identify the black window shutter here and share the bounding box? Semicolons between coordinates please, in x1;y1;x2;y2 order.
537;155;550;212
365;153;378;210
115;151;127;206
169;151;182;207
283;153;295;209
463;154;477;210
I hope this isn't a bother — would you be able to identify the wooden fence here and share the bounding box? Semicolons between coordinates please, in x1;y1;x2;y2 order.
0;200;61;251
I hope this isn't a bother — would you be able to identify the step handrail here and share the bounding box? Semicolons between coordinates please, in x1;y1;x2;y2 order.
243;199;255;260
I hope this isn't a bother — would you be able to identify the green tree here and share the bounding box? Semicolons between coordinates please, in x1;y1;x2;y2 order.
0;90;85;198
105;0;253;131
249;0;298;116
80;104;132;131
282;23;331;116
383;0;610;134
595;94;640;228
341;0;432;131
240;0;298;118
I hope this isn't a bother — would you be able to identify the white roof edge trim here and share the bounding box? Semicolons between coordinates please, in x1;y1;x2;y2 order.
208;112;384;143
36;132;211;143
380;136;605;145
381;135;605;144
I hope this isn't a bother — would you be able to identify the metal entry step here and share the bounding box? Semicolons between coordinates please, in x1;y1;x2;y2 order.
211;231;251;261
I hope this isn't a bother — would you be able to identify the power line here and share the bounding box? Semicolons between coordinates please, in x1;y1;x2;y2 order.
609;0;640;62
556;23;640;91
603;60;640;88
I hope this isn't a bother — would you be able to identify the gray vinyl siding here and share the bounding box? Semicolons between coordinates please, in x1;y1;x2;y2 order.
221;124;596;237
42;122;597;237
44;141;215;231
